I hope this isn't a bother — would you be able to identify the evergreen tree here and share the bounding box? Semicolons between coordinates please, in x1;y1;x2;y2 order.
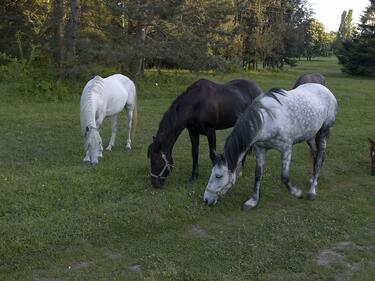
337;0;375;76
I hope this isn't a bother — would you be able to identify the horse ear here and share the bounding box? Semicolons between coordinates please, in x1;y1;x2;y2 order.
213;150;220;159
368;138;374;145
213;150;224;164
153;136;156;141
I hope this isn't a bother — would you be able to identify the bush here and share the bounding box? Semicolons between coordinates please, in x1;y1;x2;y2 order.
0;56;80;102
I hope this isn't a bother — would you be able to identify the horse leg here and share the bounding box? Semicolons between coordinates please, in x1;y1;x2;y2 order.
96;116;104;157
306;137;317;183
206;128;216;164
125;108;133;150
188;128;200;183
106;115;118;151
280;147;303;199
243;146;266;210
308;127;331;200
84;150;90;162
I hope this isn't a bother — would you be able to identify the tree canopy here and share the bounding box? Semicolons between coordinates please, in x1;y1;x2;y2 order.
0;0;336;78
336;0;375;76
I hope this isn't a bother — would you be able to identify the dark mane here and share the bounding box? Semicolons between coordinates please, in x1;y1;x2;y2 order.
156;98;181;142
264;88;286;104
157;79;210;135
224;105;263;172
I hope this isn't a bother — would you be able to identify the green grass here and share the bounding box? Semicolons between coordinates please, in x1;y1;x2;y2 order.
1;57;375;280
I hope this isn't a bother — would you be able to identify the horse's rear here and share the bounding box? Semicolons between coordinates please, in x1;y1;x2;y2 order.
103;74;136;115
103;74;137;150
261;83;337;142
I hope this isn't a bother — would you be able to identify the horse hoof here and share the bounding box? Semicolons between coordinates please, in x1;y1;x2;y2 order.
188;176;197;185
307;193;316;200
106;145;112;151
243;203;256;211
294;190;303;199
125;145;131;150
243;199;258;211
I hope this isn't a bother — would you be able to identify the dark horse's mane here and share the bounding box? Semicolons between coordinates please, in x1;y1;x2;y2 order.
223;88;286;171
155;79;213;141
156;86;195;140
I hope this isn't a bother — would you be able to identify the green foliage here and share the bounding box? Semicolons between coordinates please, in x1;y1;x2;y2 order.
304;19;334;59
336;0;375;76
0;58;79;102
337;10;355;41
0;0;325;79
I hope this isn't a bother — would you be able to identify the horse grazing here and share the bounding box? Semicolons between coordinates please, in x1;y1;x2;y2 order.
204;83;338;209
368;138;375;175
80;74;137;164
147;79;262;188
293;73;326;89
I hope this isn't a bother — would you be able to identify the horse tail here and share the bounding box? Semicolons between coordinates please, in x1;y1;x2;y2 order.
131;87;137;140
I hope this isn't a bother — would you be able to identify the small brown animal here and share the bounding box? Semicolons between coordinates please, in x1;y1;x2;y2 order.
368;138;375;175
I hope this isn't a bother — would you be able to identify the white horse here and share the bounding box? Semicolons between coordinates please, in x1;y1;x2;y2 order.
80;74;137;164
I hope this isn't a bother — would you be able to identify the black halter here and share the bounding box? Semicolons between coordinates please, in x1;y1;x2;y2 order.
150;152;174;180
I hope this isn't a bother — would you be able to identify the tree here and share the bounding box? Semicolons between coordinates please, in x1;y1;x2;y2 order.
336;0;375;76
337;10;355;41
303;19;333;60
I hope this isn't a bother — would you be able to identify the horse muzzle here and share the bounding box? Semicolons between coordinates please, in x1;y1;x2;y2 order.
203;190;218;206
151;177;165;188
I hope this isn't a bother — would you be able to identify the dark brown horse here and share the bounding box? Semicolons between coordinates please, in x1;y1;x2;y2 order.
147;79;262;188
368;138;375;175
293;73;326;89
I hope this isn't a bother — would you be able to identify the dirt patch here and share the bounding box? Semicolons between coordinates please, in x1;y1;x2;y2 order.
104;251;122;259
316;249;347;266
189;224;208;237
127;264;142;272
315;240;366;280
68;260;94;270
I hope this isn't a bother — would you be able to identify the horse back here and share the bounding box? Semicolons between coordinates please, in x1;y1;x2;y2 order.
184;79;262;129
258;84;337;144
103;74;136;113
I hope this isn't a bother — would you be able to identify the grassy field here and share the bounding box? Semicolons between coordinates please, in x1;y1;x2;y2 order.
1;57;375;280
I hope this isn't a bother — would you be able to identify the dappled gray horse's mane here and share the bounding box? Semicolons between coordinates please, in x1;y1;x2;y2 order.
223;88;286;171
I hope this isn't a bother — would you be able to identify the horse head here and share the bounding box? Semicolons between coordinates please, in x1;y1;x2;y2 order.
147;137;174;188
84;126;103;164
369;138;375;175
203;151;236;206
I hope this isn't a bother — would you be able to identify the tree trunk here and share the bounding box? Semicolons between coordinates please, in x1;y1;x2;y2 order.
52;0;66;73
69;0;80;59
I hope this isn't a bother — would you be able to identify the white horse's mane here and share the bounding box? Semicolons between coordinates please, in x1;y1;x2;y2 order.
80;76;104;135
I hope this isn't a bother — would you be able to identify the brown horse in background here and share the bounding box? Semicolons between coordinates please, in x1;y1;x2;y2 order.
368;138;375;175
293;73;326;89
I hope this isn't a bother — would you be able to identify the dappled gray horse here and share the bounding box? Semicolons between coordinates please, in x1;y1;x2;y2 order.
293;73;326;89
203;83;338;209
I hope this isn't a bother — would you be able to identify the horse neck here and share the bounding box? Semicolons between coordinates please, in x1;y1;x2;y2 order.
156;107;187;155
81;91;103;130
224;106;263;171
